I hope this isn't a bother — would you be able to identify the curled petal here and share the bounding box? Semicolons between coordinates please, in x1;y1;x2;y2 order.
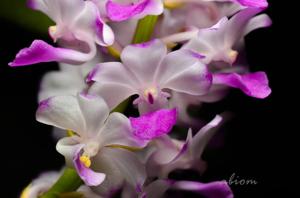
73;147;106;186
106;0;163;21
9;40;96;67
243;14;272;36
213;72;271;98
129;109;177;143
146;115;223;178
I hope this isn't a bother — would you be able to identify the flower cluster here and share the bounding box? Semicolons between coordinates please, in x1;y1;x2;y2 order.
12;0;271;197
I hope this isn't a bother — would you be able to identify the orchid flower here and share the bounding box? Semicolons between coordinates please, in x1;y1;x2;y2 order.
36;93;176;191
169;69;271;126
36;93;146;190
145;115;224;178
87;39;212;114
183;7;272;64
9;0;114;67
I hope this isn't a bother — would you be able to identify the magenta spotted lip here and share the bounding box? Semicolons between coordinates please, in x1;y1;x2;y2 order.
130;108;177;141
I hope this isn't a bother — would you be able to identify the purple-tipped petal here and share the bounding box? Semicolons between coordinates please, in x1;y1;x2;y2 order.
235;0;268;9
73;149;106;186
106;0;163;22
9;40;96;67
129;109;177;142
171;180;233;198
213;72;271;98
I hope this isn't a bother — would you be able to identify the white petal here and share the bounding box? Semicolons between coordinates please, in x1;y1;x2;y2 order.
224;8;263;48
243;14;272;36
29;0;84;23
87;62;138;110
38;70;85;102
121;39;167;84
56;137;83;166
191;115;224;158
92;147;146;196
36;95;85;135
77;93;110;136
155;49;212;95
98;112;143;147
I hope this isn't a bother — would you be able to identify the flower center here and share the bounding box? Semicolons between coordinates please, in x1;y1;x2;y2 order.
80;141;100;167
48;25;58;42
143;87;158;104
228;50;238;64
80;155;91;168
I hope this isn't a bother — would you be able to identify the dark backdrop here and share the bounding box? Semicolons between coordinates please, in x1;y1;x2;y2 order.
0;1;298;197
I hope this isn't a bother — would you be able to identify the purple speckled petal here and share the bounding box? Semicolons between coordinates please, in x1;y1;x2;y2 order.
73;148;106;186
106;0;163;22
129;109;177;142
213;72;271;98
9;40;96;67
171;180;233;198
235;0;268;9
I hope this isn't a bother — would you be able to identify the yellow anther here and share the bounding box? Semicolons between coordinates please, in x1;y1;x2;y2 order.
228;50;238;63
107;45;121;59
49;25;57;34
164;0;184;9
144;87;157;98
80;155;91;168
67;129;76;137
20;184;31;198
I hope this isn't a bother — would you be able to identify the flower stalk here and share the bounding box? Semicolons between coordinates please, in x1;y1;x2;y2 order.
39;168;83;198
132;15;159;44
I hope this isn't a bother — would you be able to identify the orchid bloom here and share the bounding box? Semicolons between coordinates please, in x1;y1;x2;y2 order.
87;39;212;114
36;93;176;190
183;7;272;64
145;115;224;178
9;0;114;67
36;93;145;188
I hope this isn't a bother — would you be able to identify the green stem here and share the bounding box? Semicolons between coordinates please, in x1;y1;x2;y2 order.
132;15;159;44
40;168;83;198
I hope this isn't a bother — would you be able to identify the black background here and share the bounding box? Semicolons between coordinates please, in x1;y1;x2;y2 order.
0;1;298;197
